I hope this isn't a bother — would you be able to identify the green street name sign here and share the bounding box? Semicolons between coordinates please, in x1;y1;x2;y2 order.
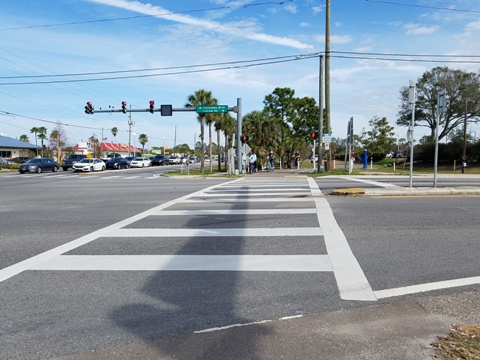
196;105;228;113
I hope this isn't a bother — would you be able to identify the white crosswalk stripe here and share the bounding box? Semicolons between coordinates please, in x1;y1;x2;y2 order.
0;176;375;301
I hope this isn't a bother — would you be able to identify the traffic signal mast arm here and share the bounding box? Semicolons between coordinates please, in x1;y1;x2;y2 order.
85;102;237;115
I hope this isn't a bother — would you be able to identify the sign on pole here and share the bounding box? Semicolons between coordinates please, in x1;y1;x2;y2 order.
196;105;228;113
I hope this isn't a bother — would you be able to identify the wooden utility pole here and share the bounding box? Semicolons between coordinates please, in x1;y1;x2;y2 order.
325;0;331;170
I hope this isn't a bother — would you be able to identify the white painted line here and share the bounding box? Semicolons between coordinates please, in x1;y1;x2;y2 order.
30;255;333;272
105;227;323;237
153;209;317;216
338;177;400;188
207;188;309;193
194;313;304;334
0;179;241;283
308;177;323;196
181;197;314;203
196;192;311;197
308;176;376;301
195;320;273;334
374;276;480;299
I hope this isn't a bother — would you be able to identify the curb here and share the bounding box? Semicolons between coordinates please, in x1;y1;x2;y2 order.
330;188;366;196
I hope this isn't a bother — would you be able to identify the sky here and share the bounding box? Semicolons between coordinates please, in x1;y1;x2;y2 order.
1;0;479;151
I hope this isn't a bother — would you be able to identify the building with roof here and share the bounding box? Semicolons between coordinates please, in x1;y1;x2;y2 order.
72;141;137;157
0;135;41;160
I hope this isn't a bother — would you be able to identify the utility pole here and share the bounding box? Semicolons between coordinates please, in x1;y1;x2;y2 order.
462;99;468;174
318;55;324;172
408;80;416;188
325;0;331;170
434;90;446;187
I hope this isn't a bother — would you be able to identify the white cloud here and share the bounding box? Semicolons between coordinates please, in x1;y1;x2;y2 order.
312;6;323;14
284;5;297;14
86;0;312;49
404;23;439;35
330;35;352;44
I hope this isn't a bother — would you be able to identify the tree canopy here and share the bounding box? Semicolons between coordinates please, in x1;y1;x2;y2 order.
397;66;480;141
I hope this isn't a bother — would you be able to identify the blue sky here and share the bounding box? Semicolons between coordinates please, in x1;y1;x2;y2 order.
1;0;479;150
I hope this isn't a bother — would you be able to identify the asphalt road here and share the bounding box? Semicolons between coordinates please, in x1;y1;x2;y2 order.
0;169;479;359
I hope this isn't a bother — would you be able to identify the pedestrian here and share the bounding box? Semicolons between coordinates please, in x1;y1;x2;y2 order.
249;151;257;173
294;150;300;168
268;151;274;171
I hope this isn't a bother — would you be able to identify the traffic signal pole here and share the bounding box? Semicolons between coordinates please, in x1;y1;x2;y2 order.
85;99;243;174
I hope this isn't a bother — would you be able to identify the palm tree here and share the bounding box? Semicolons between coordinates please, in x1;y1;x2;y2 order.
30;127;41;156
18;134;29;142
138;134;148;155
185;89;217;174
37;127;48;157
111;127;118;142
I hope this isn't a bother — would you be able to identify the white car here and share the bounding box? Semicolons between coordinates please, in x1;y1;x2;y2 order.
72;158;106;172
129;157;151;168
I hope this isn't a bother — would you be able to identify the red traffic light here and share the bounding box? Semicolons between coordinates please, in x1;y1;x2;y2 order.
84;102;94;114
149;100;155;113
121;101;127;114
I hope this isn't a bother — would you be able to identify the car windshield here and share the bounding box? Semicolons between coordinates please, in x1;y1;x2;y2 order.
133;157;143;160
26;158;41;164
109;157;122;161
78;158;91;163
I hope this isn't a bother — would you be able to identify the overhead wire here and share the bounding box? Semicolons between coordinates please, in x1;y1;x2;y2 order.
0;51;479;86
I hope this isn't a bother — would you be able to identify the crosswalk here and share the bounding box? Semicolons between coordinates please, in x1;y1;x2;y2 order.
12;173;159;180
0;176;376;301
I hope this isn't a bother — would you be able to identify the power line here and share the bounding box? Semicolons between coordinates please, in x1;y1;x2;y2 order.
365;0;480;13
0;110;104;131
0;1;294;31
1;51;480;86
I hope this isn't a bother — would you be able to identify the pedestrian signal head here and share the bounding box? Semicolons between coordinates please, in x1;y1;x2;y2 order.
311;131;319;140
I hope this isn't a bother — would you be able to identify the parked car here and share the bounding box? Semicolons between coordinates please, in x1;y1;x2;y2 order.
125;156;135;166
151;154;170;166
129;157;151;168
72;158;106;172
105;157;129;170
188;157;198;164
169;156;181;165
18;158;59;173
62;154;87;171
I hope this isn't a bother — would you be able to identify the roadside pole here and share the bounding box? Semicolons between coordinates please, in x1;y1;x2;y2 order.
434;90;446;187
408;81;416;188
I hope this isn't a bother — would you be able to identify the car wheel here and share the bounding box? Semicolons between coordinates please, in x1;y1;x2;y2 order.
37;167;42;173
102;166;105;171
53;166;58;172
142;163;144;168
90;166;94;172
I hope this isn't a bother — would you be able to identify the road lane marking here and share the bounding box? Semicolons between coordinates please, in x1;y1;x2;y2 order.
30;255;332;272
105;228;323;237
374;276;480;299
181;198;313;203
336;177;400;188
152;209;317;215
0;179;239;283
